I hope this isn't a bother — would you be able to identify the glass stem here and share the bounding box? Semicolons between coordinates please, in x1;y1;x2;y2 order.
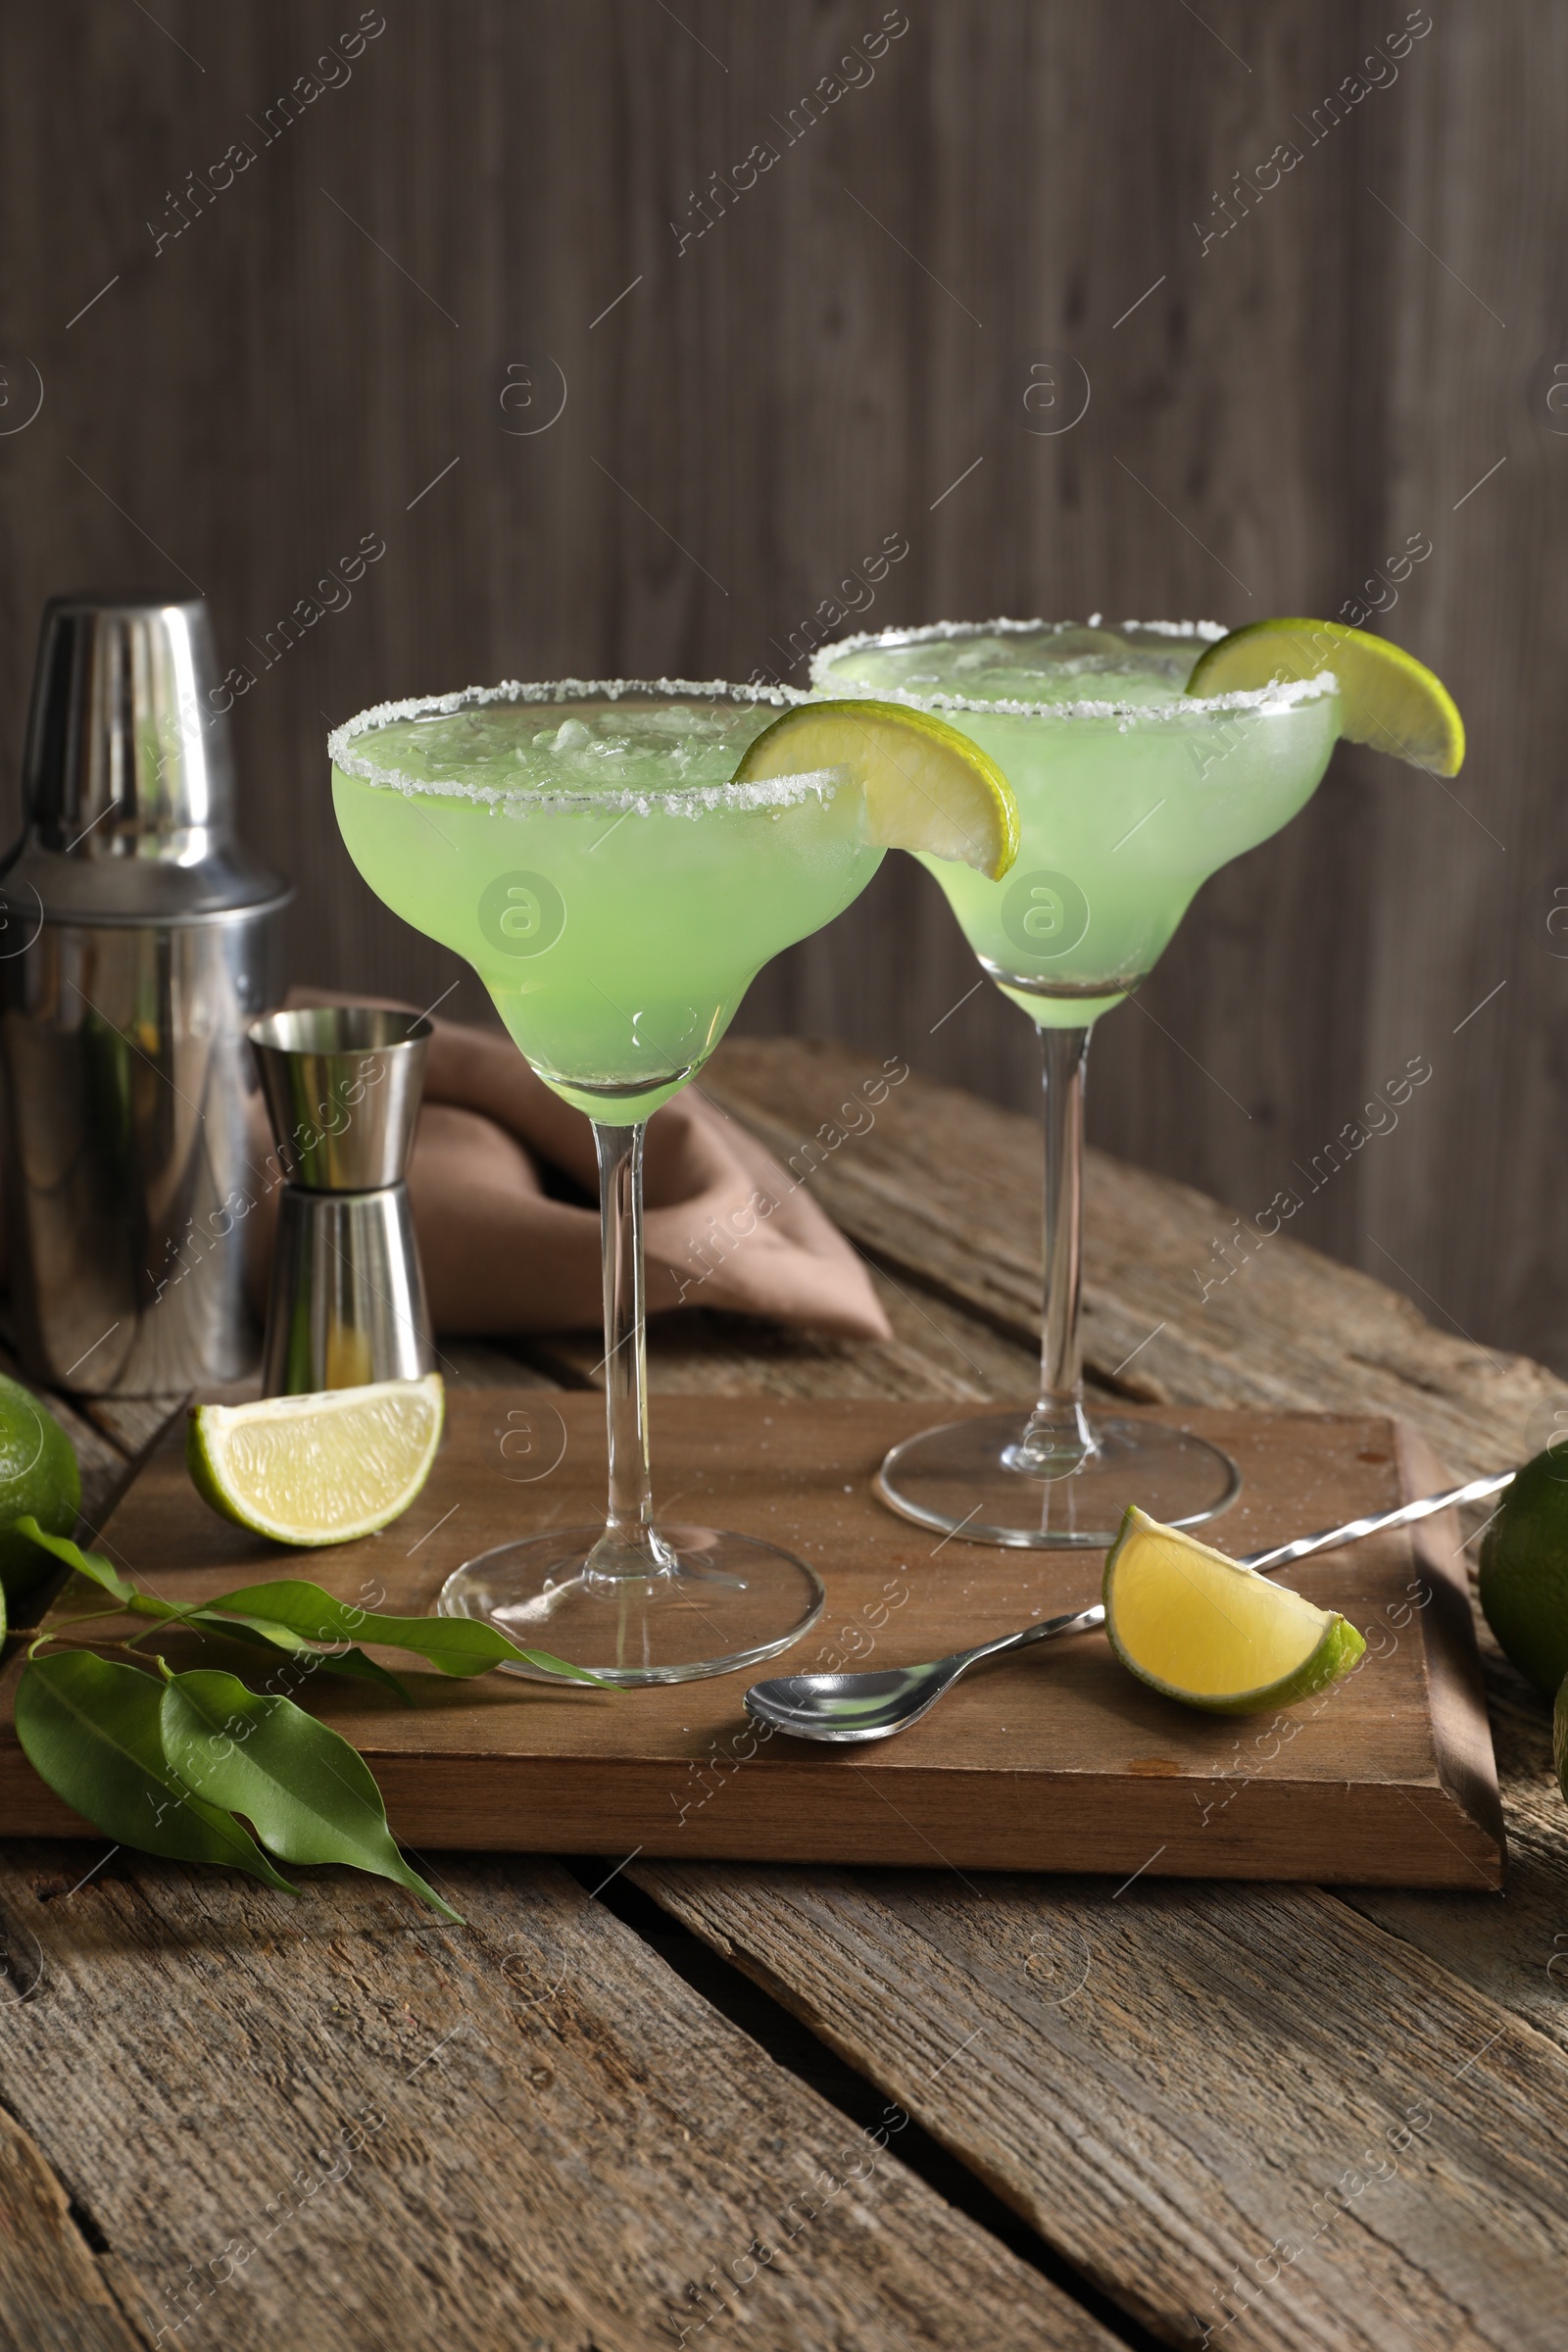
589;1120;669;1575
1021;1024;1096;1471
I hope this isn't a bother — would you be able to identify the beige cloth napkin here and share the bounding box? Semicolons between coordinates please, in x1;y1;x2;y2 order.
246;996;892;1342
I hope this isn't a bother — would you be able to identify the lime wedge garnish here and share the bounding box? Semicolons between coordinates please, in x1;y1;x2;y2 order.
735;699;1020;879
1102;1504;1366;1715
187;1376;445;1546
1185;618;1464;775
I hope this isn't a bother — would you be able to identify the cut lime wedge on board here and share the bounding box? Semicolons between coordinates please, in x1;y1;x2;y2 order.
188;1376;445;1546
1103;1504;1366;1715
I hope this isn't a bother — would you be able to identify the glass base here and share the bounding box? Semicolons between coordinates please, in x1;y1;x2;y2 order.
437;1524;825;1686
874;1411;1242;1550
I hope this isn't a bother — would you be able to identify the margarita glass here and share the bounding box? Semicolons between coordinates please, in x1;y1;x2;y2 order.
811;620;1341;1546
330;678;884;1681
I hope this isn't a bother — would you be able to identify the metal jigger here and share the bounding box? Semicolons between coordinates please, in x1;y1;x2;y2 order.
248;1006;435;1395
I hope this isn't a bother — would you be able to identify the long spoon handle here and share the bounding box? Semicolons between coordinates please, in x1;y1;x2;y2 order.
958;1603;1106;1669
945;1472;1516;1677
1237;1468;1515;1577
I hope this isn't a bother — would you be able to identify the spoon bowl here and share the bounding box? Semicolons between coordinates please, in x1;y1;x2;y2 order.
746;1605;1105;1740
745;1660;967;1742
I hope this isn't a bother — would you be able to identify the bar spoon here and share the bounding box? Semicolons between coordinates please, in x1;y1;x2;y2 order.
743;1469;1514;1743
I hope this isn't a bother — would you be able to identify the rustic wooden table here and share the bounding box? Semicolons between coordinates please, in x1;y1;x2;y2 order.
2;1038;1565;2352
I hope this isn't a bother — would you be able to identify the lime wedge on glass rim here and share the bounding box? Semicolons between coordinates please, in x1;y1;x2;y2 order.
1103;1505;1366;1716
734;698;1021;879
187;1376;445;1546
1185;618;1464;776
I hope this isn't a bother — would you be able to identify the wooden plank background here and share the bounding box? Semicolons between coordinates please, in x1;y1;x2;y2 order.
0;0;1554;1370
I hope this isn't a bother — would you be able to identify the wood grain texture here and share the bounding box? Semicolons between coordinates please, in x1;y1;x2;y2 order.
75;1400;182;1468
0;1395;1503;1887
1353;5;1568;1377
0;1026;1562;2346
0;1;1554;1374
1346;1647;1568;2066
629;1858;1568;2352
622;1044;1568;2347
537;1266;1040;1405
702;1038;1568;1480
0;2100;145;2352
0;1850;1113;2352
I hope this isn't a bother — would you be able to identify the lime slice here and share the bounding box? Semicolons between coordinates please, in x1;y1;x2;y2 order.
187;1376;445;1546
1102;1504;1366;1715
1185;618;1464;776
735;699;1020;878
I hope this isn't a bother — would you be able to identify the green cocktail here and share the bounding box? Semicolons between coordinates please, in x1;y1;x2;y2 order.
812;620;1342;1545
332;685;876;1122
329;678;888;1682
822;620;1339;1022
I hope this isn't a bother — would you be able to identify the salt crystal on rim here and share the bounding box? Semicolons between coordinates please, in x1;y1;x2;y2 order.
326;676;845;815
808;617;1339;723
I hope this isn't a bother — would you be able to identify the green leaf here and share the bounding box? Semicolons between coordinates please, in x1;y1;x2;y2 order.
194;1614;415;1705
13;1522;415;1700
110;1587;416;1705
209;1579;607;1684
15;1652;294;1891
10;1530;415;1702
13;1518;136;1606
158;1668;461;1923
13;1535;600;1689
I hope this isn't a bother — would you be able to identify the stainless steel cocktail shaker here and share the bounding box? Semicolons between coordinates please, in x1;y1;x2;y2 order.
0;594;290;1395
248;1005;435;1395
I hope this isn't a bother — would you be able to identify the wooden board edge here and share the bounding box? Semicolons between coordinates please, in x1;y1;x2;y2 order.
1395;1422;1507;1879
0;1760;97;1839
392;1766;1505;1887
0;1778;1503;1893
0;1747;1503;1886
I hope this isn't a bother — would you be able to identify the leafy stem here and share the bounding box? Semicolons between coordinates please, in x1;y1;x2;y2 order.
27;1630;172;1671
10;1520;610;1922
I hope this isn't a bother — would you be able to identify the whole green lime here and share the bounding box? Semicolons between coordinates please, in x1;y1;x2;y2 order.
0;1374;80;1605
1479;1447;1568;1699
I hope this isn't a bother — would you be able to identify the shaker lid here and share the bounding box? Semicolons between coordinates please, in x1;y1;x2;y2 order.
2;591;288;921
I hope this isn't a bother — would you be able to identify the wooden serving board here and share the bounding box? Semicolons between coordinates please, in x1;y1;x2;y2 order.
0;1396;1504;1887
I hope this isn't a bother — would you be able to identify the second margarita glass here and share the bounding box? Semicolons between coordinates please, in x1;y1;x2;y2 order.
812;620;1342;1548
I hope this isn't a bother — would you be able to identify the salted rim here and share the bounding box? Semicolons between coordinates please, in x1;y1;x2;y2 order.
808;617;1341;723
325;675;846;812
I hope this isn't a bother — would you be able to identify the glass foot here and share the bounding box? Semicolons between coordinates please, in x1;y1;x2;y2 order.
874;1411;1242;1549
437;1524;824;1686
